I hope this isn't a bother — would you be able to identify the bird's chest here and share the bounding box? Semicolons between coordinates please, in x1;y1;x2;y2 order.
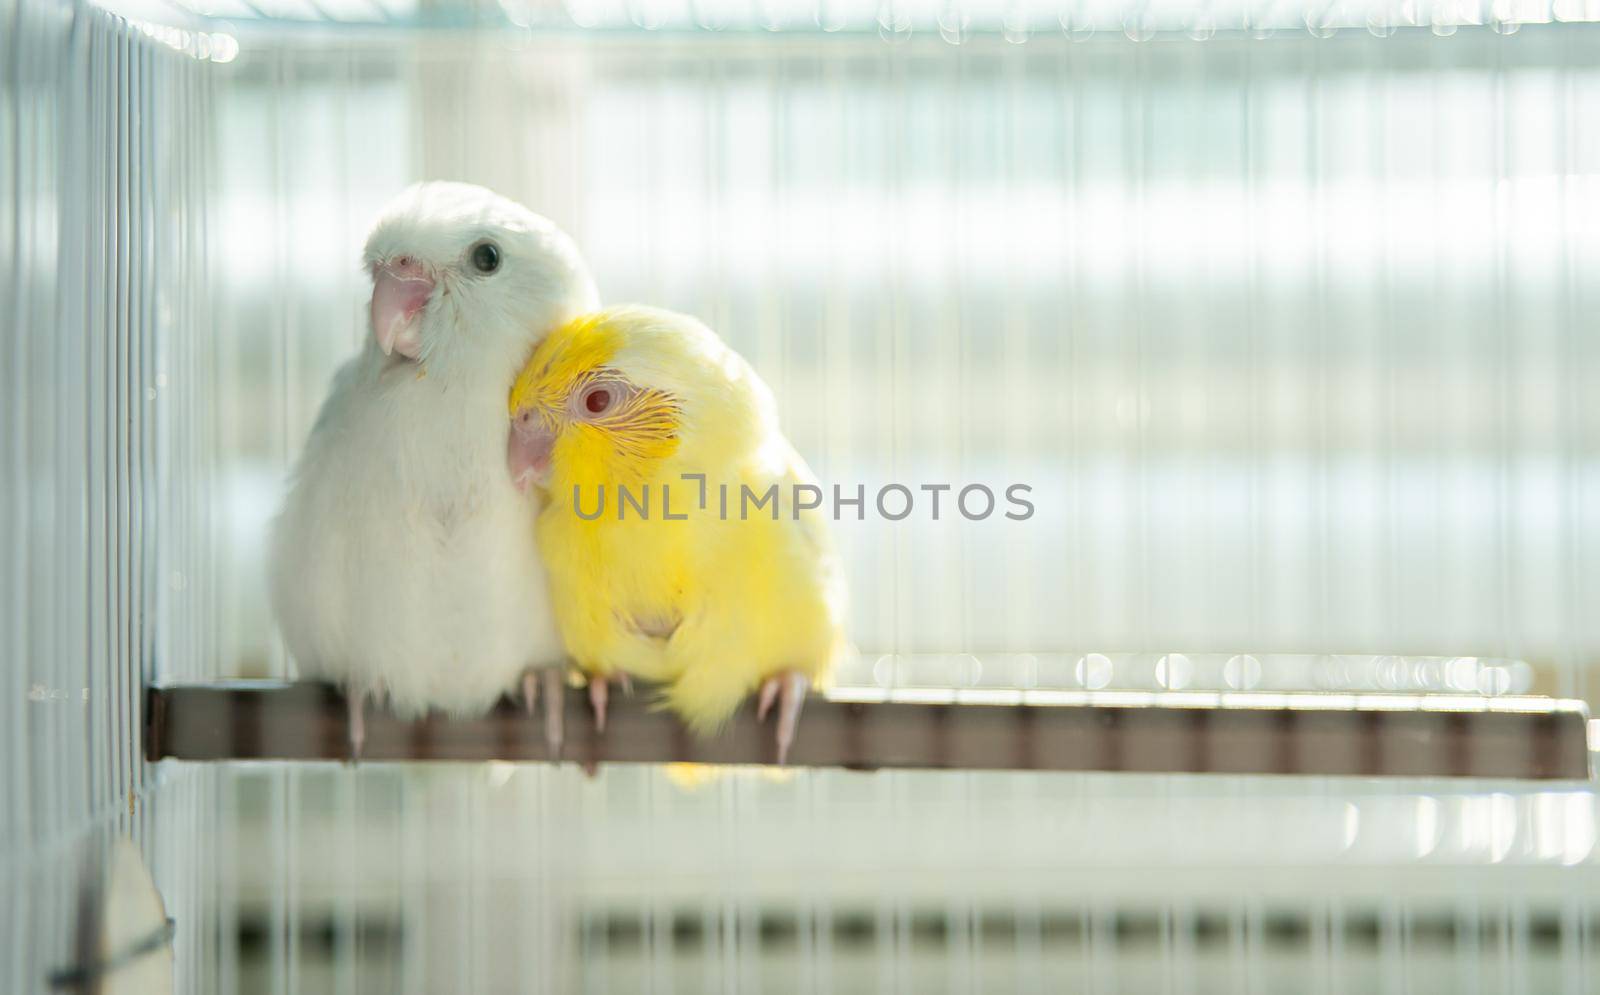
403;487;491;545
371;393;509;533
541;512;695;621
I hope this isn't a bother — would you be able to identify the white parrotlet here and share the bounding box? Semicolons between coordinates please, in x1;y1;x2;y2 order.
269;181;597;757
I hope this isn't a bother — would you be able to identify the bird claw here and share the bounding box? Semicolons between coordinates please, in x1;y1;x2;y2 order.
541;667;565;760
522;670;539;717
346;685;370;763
521;666;568;761
757;671;809;765
586;672;632;734
589;677;609;733
757;677;781;722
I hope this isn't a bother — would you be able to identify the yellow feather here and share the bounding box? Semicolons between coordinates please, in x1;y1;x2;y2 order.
512;306;847;735
508;311;617;415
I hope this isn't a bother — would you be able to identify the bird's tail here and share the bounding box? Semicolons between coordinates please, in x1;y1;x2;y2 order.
661;763;795;791
662;663;758;736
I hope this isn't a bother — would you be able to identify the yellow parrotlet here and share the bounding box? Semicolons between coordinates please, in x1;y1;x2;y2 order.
506;305;847;762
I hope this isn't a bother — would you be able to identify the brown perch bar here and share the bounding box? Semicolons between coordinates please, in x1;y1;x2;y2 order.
145;681;1593;779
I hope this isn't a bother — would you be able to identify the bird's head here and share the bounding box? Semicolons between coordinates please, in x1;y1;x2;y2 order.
506;306;771;493
362;181;597;375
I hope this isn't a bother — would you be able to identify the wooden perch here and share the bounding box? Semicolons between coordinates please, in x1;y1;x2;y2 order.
144;681;1592;779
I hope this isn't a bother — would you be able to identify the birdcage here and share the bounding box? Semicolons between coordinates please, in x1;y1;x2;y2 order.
5;0;1600;989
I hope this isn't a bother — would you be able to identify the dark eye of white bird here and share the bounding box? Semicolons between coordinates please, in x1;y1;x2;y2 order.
471;241;500;274
584;387;612;415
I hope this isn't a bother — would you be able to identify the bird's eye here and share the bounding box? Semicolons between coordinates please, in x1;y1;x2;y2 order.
470;241;500;274
583;387;612;415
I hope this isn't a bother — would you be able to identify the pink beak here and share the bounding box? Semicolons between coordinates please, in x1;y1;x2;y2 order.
370;256;434;360
507;410;556;493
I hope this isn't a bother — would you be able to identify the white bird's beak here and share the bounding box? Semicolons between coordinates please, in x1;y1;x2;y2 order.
507;410;556;493
370;257;434;360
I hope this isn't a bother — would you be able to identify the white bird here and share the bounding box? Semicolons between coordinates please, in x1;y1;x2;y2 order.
268;181;597;757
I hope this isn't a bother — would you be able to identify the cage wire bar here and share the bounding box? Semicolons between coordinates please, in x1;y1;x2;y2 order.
194;26;1600;696
3;0;226;988
6;0;1600;989
193;27;1600;695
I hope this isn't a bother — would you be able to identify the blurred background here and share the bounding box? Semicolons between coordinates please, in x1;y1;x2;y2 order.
4;0;1600;989
200;21;1600;696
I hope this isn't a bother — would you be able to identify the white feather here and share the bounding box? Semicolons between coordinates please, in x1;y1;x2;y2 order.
268;182;598;717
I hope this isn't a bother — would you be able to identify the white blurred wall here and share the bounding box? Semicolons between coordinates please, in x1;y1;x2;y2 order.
210;29;1600;701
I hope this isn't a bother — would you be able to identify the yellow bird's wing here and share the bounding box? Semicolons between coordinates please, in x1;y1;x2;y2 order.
659;438;847;733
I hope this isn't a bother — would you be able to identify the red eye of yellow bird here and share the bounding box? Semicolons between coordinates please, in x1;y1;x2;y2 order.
583;386;612;415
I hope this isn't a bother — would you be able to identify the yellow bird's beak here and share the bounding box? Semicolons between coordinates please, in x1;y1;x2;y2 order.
507;409;556;493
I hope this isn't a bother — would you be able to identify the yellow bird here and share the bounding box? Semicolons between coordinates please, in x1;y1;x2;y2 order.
506;305;847;762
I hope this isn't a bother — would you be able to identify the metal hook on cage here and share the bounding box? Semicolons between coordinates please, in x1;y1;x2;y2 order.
46;837;175;994
1303;0;1344;36
1185;0;1219;38
1057;0;1095;38
47;918;177;992
877;0;913;40
1120;0;1154;39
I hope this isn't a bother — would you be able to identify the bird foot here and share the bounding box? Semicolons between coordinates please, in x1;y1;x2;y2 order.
580;673;634;778
586;672;633;734
756;671;810;765
521;666;568;760
346;684;373;763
